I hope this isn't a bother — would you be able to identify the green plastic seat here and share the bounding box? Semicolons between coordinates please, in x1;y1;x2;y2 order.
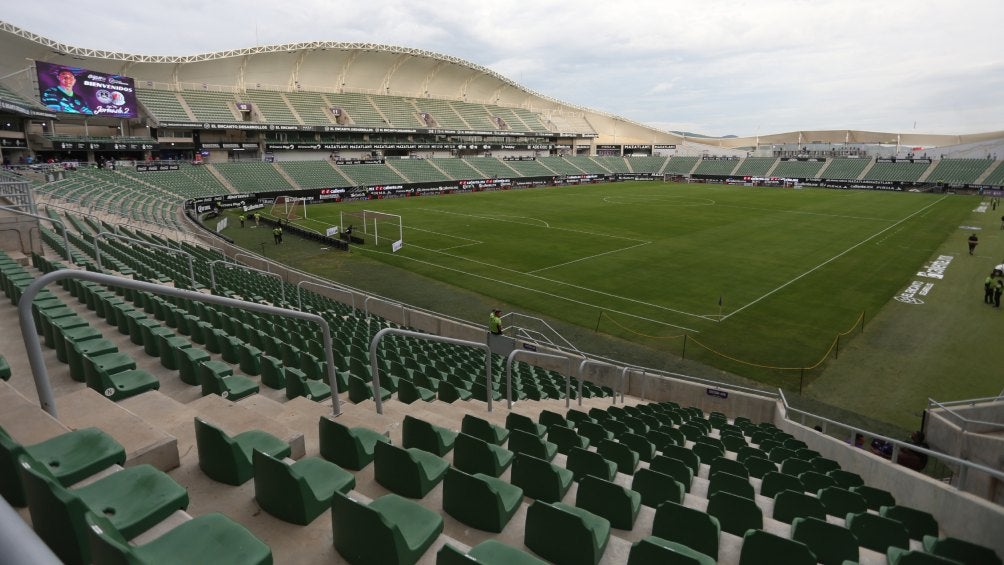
709;456;750;479
253;449;355;525
18;456;189;565
780;457;813;477
507;428;558;461
631;467;684;508
349;373;391;404
737;529;816;565
0;426;124;508
881;504;940;540
649;454;694;490
510;452;574;503
158;335;191;370
54;324;102;364
453;432;514;478
85;362;160;401
538;409;568;428
402;414;457;456
566;446;617;482
258;354;285;389
620;431;656;462
851;484;896;511
85;511;272;565
827;468;864;489
709;470;755;500
651;500;720;560
846;511;910;553
596;438;639;475
759;471;803;499
887;546;967;565
547;423;589;455
194;417;291;486
373;440;449;498
397;378;435;403
506;412;547;438
707;490;763;537
577;420;614;444
437;540;547;565
576;474;642;530
0;355;10;383
176;346;211;386
790;516;859;565
922;535;1002;565
736;446;769;463
461;413;510;445
818;486;867;517
525;500;611;565
285;366;332;401
743;455;777;479
811;457;841;473
627;535;717;565
772;489;826;524
438;380;472;402
318;416;390;471
660;444;700;476
798;470;837;493
331;491;444;565
442;466;523;532
197;360;258;401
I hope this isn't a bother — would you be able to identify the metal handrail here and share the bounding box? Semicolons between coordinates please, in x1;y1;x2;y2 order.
0;206;73;265
926;397;1004;433
0;496;60;564
208;259;285;305
95;232;196;288
297;279;357;312
577;359;618;407
779;390;1004;487
505;349;572;409
369;328;490;414
17;270;343;417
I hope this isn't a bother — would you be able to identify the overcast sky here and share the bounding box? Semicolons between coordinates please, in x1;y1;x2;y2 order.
5;1;1003;137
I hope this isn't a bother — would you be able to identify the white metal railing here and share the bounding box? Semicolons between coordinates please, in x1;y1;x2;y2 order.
780;390;1004;489
926;396;1004;433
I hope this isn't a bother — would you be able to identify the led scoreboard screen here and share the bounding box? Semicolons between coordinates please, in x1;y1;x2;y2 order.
35;61;138;118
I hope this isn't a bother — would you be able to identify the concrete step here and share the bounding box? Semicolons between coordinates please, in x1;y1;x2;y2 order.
54;387;180;472
118;389;306;460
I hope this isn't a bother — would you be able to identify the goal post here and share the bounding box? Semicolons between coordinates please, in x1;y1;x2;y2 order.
340;210;403;251
268;195;307;220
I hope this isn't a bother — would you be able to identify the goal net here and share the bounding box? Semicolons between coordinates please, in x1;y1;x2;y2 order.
268;195;307;220
340;210;403;252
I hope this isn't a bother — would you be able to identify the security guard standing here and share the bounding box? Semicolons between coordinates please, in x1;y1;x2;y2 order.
489;309;503;335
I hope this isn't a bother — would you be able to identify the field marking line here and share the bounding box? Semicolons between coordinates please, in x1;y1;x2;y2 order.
721;194;951;321
407;241;714;322
420;208;649;243
713;203;893;222
354;246;702;333
527;241;653;274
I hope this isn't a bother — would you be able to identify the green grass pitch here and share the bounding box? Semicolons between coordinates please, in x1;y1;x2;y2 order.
228;181;1000;429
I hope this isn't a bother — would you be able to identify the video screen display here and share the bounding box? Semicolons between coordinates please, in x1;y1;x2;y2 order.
35;61;138;118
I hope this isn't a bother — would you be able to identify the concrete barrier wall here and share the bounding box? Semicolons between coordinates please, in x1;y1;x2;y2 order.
778;412;1004;559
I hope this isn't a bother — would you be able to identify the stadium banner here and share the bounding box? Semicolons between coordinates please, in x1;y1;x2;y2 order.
156;120;594;139
52;140;156;151
35;61;138;118
392;239;403;253
136;164;179;172
325;226;340;237
265;142;561;151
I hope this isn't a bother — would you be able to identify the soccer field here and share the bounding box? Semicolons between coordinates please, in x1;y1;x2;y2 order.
285;182;972;390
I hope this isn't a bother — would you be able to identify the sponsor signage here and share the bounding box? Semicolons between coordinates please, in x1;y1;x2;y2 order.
895;280;934;304
522;343;538;352
136;163;179;172
199;143;258;150
35;61;138;117
654;145;677;149
706;388;728;399
917;255;953;280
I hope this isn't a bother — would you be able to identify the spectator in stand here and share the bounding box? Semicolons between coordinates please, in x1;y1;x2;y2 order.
897;431;929;471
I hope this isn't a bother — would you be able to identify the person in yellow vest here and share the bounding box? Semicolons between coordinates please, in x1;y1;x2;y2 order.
239;213;246;228
488;309;503;335
273;226;282;244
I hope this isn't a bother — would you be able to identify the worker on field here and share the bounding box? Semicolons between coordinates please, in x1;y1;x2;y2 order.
489;309;503;335
273;226;282;244
985;274;995;304
995;280;1003;308
239;213;246;228
968;233;978;255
